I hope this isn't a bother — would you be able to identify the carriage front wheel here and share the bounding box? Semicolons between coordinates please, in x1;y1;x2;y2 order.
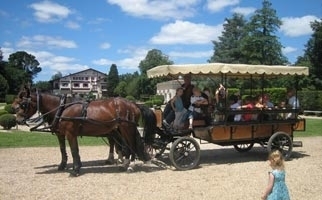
169;136;200;170
267;132;293;160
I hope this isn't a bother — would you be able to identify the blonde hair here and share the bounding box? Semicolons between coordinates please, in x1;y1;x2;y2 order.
268;150;285;170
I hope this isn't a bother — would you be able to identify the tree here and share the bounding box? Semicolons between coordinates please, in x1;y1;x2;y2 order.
241;0;287;65
106;64;119;97
138;49;174;96
0;74;9;100
209;13;247;63
0;48;3;61
297;19;322;89
8;51;41;81
139;49;173;75
114;81;127;97
51;71;63;80
33;81;52;91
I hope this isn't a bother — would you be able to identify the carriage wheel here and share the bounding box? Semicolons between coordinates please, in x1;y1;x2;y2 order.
267;132;293;160
233;143;254;152
169;137;200;170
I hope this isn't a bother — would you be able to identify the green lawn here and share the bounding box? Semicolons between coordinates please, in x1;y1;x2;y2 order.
0;118;321;148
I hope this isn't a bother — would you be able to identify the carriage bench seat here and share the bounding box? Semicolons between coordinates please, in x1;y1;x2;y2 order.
193;119;206;127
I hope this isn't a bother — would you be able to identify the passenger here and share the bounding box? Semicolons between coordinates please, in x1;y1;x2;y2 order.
202;87;214;122
163;74;194;127
228;94;241;122
255;95;274;121
187;87;208;129
215;83;227;111
238;95;256;121
181;74;194;109
170;87;187;130
286;87;300;119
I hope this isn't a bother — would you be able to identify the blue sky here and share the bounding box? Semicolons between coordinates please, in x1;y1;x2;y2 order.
1;0;321;82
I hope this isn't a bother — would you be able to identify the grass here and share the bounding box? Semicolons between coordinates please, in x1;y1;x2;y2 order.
0;131;107;148
0;118;321;148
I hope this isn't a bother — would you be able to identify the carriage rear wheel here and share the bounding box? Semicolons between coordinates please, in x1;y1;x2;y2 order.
233;143;254;152
169;137;200;170
267;132;293;160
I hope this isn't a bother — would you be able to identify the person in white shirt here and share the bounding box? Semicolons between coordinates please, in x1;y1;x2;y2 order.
187;87;208;129
286;88;300;119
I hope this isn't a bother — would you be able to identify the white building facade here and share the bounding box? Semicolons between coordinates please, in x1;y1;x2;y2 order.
51;68;107;99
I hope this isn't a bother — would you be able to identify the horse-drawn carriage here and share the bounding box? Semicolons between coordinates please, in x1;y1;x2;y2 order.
146;63;308;170
12;63;308;175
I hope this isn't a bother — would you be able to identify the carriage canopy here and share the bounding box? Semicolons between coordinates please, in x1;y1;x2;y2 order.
146;63;309;78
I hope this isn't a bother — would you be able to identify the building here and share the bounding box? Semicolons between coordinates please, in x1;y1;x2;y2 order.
156;79;183;103
51;68;107;99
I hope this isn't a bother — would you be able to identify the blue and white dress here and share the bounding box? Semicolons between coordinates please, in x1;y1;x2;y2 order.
267;170;290;200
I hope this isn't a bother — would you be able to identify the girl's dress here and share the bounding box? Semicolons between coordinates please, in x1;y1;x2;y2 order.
267;170;290;200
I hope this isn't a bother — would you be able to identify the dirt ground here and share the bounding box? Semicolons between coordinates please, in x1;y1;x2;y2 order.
0;135;322;200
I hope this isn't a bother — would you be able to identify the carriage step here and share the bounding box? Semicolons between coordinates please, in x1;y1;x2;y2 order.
293;141;303;147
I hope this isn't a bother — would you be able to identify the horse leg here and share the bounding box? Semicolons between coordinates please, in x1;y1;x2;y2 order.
105;136;115;165
67;136;82;177
57;134;68;170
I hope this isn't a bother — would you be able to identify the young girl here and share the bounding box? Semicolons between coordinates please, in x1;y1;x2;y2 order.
171;87;187;129
261;150;290;200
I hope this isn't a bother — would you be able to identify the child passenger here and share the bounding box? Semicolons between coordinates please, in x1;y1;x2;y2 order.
261;150;290;200
170;87;187;129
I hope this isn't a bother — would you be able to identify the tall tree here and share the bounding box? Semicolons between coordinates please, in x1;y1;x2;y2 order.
51;71;63;80
8;51;42;81
106;64;119;97
138;49;173;96
295;19;322;89
241;0;287;65
209;13;247;63
139;49;173;75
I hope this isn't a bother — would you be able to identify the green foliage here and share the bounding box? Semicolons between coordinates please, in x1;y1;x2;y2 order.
33;81;52;91
241;0;287;65
4;104;15;114
296;19;322;89
139;49;174;75
209;13;247;63
5;94;15;104
125;95;136;102
298;90;322;110
0;109;8;116
107;64;119;97
0;74;9;100
0;114;16;130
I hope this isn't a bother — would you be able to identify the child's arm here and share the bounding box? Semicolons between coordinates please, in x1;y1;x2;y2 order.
261;172;274;200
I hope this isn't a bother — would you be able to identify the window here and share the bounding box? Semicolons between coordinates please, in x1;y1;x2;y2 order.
62;83;68;87
74;83;79;87
83;83;88;87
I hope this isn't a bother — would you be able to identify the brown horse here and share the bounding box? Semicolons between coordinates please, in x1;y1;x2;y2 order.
12;87;156;176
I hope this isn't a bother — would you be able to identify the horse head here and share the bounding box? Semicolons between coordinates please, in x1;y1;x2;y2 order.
12;86;38;125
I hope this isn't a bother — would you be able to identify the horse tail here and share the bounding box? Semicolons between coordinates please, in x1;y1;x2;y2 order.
137;104;156;144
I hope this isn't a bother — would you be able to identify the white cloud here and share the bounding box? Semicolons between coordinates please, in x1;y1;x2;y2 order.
169;50;213;58
92;58;113;66
231;6;255;16
92;46;148;70
17;35;77;49
150;20;223;45
29;0;72;23
281;15;319;37
206;0;240;12
283;46;297;54
107;0;199;20
100;42;111;49
65;21;80;29
29;50;88;77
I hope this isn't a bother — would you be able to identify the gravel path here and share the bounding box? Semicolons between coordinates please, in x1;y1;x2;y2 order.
0;136;321;200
